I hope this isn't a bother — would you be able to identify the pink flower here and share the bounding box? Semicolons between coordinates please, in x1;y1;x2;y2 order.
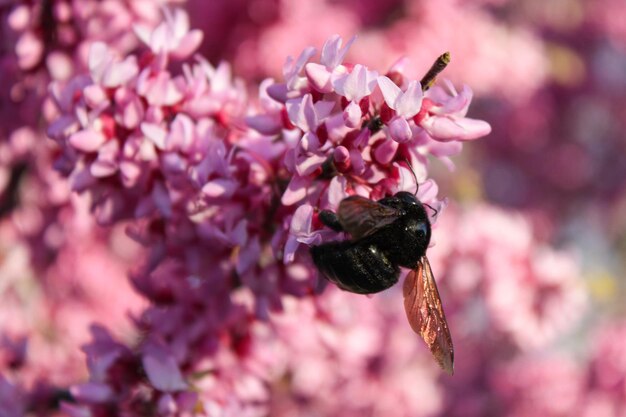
332;64;379;102
285;94;334;132
378;77;424;118
87;42;139;88
47;10;255;228
284;203;339;264
417;82;492;142
304;34;356;93
134;8;203;60
320;34;356;69
245;36;491;279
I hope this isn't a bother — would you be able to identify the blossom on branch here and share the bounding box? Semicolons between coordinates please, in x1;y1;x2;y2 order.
42;13;493;415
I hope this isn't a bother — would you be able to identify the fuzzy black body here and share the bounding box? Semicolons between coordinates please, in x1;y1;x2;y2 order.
310;192;432;294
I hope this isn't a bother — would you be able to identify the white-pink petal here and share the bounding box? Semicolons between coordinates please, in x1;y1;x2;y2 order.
333;64;378;102
299;132;321;153
388;117;412;143
170;30;203;60
88;42;138;88
87;42;109;81
320;34;356;69
83;85;108;108
167;114;196;152
286;94;317;131
102;56;138;88
281;175;309;206
209;62;234;93
290;204;314;235
69;130;106;152
394;80;423;118
377;76;402;110
373;138;399;165
138;71;183;106
327;176;348;210
428;83;473;117
284;46;316;90
286;95;334;132
202;178;238;198
90;159;118;178
305;62;334;93
295;152;326;176
378;77;423;118
423;116;491;142
91;140;119;177
141;122;167;150
120;160;142;188
343;101;362;128
396;165;419;194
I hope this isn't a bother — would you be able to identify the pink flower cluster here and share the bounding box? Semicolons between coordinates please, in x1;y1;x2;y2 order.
35;6;493;414
1;2;186;414
253;35;490;262
1;0;183;188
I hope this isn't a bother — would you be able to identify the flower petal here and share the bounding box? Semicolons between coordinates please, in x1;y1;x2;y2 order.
69;130;106;152
70;382;114;403
388;117;412;143
305;62;333;93
142;348;187;392
281;175;310;206
333;64;378;102
377;76;402;110
343;101;362;128
394;80;423;118
423;116;491;142
320;34;356;69
202;178;238;198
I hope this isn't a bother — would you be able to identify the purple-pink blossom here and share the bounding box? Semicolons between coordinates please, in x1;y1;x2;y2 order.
39;20;493;413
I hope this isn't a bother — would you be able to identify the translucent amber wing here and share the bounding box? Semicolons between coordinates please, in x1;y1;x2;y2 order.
403;256;454;374
337;196;403;239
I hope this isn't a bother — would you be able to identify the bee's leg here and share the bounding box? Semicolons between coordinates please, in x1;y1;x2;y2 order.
319;210;344;232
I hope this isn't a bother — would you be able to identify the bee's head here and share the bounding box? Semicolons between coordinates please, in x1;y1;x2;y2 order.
391;191;431;243
394;191;419;205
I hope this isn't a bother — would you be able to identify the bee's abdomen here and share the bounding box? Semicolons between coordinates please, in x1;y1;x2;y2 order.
310;241;400;294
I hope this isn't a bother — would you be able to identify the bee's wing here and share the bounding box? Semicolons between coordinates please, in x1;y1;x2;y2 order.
337;196;404;239
403;256;454;375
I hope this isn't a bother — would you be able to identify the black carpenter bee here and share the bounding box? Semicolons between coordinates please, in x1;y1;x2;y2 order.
310;188;454;374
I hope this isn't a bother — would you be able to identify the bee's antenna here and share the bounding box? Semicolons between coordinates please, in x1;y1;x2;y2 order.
402;157;420;196
402;157;438;217
424;203;438;217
